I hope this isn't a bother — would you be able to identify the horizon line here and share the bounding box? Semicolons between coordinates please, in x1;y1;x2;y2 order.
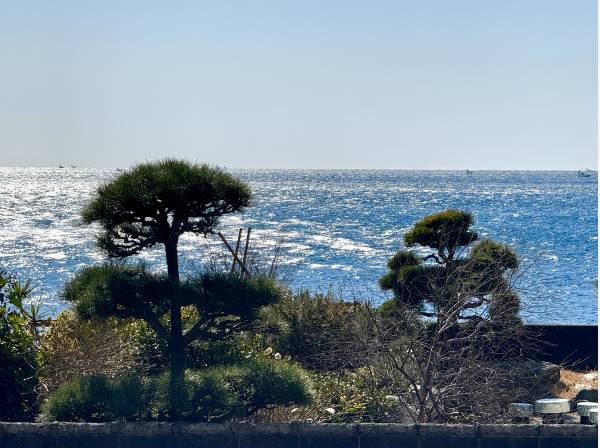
0;165;597;172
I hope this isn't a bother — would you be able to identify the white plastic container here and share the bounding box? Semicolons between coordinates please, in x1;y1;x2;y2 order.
510;403;534;417
535;398;570;414
576;401;598;417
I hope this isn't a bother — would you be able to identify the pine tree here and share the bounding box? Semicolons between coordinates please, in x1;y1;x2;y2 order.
64;159;284;417
379;209;520;324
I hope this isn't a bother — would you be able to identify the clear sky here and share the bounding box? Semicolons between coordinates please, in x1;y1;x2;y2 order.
0;1;596;169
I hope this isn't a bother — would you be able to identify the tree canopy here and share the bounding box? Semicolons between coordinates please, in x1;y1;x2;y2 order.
380;209;520;323
404;209;477;258
63;263;285;347
83;159;251;280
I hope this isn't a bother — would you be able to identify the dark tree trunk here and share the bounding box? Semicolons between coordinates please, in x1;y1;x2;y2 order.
165;234;180;283
164;233;185;419
168;315;186;419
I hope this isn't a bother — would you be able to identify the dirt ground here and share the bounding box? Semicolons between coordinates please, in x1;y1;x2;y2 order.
551;368;598;399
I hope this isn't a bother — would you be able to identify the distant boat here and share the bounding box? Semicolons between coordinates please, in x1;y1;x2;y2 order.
58;165;64;168
465;169;473;174
577;170;591;178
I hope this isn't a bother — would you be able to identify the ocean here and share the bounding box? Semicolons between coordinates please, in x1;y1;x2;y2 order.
0;167;597;324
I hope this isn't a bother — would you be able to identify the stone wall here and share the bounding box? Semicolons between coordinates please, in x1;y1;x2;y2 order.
0;422;597;448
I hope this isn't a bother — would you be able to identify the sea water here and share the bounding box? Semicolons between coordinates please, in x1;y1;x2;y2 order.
0;167;596;324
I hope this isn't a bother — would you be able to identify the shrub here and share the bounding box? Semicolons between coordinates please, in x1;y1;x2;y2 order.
40;375;147;422
310;370;402;423
39;310;150;395
260;290;366;371
187;369;240;421
235;357;312;410
187;339;249;370
244;370;401;424
0;271;39;421
148;368;238;422
41;375;112;422
110;376;148;421
149;358;312;422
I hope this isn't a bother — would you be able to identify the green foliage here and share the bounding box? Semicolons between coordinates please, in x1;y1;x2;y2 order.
260;290;366;371
380;210;521;322
82;159;251;258
187;339;251;369
385;250;420;271
62;263;173;319
149;358;312;422
39;310;150;396
109;376;148;420
41;375;112;422
487;290;521;325
309;371;401;423
195;272;285;319
470;239;519;271
235;357;312;410
379;252;432;307
0;271;39;421
41;344;311;423
148;369;237;421
404;209;477;253
63;263;286;345
41;375;147;422
186;369;239;421
123;307;253;373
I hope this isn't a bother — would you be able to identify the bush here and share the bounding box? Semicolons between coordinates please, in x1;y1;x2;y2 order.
110;376;148;421
236;357;312;410
187;369;239;421
244;370;402;424
149;358;312;422
147;370;237;421
40;375;147;422
187;339;249;369
39;311;151;395
260;290;366;371
41;376;112;422
0;271;39;421
310;370;403;423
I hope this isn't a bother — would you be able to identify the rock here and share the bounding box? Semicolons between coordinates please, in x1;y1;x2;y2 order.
504;360;561;396
575;389;598;403
531;361;561;385
512;360;560;383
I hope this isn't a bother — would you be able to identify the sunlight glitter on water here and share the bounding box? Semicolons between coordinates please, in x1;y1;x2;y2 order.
0;167;597;323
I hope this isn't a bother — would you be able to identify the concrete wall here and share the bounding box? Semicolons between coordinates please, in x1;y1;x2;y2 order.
526;324;598;370
0;422;597;448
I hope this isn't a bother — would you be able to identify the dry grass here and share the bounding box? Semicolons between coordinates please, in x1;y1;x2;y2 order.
551;368;598;399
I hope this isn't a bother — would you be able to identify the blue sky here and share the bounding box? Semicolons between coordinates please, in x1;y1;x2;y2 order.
0;1;596;169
